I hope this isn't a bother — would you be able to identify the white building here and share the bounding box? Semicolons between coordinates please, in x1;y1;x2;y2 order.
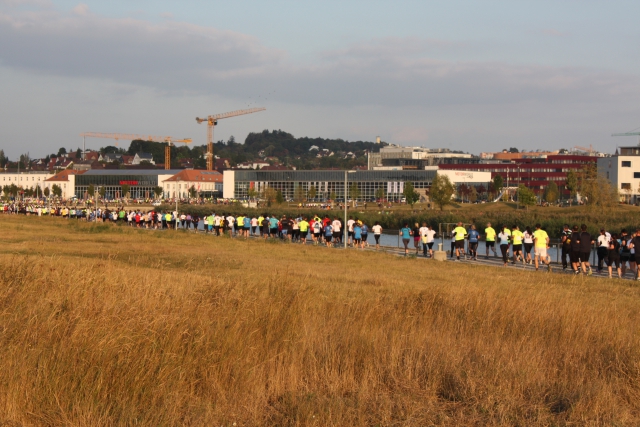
597;146;640;203
161;170;223;198
0;171;54;196
436;169;492;185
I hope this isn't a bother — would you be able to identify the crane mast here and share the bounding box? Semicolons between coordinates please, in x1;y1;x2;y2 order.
196;107;266;171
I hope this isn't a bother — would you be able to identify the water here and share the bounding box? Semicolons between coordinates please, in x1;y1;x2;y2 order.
174;222;598;265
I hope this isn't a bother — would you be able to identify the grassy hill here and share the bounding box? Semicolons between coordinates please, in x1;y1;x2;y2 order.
1;216;639;425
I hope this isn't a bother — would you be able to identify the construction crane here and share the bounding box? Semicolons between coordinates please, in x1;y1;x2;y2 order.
196;107;266;170
572;145;596;155
80;132;192;170
612;130;640;145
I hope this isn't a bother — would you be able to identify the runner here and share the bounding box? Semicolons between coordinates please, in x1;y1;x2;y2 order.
607;233;622;279
399;223;412;256
570;225;582;273
498;226;510;267
533;223;551;272
298;217;309;244
467;225;479;261
511;225;524;265
523;226;534;265
596;229;610;274
412;222;421;255
452;222;467;261
353;221;362;249
419;222;430;257
324;221;333;248
425;225;436;258
372;221;383;250
560;224;572;270
577;224;594;276
360;221;369;248
484;222;497;259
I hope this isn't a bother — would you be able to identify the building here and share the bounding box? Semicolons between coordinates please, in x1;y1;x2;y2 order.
479;150;559;161
44;170;85;199
75;169;182;200
132;153;155;165
161;170;223;198
597;146;640;203
222;169;490;201
439;155;597;196
368;146;475;170
0;171;54;197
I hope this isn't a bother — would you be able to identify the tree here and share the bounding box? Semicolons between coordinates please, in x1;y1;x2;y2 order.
189;185;197;199
493;174;504;198
76;148;82;158
51;184;62;198
403;181;420;207
294;186;306;202
308;186;317;200
566;170;578;200
348;182;361;201
430;174;456;211
509;147;519;153
543;182;559;204
43;187;50;198
330;191;337;201
375;187;384;201
275;189;285;204
517;185;536;210
578;163;618;209
247;186;258;200
57;147;67;156
154;186;163;199
121;184;130;199
262;187;277;206
0;149;6;167
87;184;95;198
98;186;106;199
468;186;478;203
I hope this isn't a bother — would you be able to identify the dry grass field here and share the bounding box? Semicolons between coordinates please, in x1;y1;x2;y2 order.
1;215;639;426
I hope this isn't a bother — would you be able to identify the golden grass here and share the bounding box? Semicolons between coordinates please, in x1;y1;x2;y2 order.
1;216;640;426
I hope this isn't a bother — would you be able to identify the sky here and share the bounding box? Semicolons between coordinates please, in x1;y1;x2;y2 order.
1;0;640;159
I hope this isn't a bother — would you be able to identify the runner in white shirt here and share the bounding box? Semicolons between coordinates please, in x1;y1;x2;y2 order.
371;221;383;250
332;218;342;245
425;226;437;258
251;217;258;236
419;222;430;257
226;215;235;237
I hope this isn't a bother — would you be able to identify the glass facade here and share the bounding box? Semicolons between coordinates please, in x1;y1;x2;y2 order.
232;170;438;201
75;170;180;200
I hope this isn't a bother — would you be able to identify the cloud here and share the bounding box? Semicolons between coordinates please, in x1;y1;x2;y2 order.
542;28;568;38
0;8;286;93
0;7;638;113
71;3;89;16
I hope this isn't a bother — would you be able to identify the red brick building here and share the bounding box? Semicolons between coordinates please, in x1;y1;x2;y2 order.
439;155;597;195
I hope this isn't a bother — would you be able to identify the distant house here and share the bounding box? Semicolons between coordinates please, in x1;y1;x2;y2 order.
132;153;155;165
309;145;320;151
100;153;123;163
236;161;270;170
121;155;134;165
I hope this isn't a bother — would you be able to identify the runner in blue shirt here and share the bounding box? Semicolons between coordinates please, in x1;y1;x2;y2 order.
399;223;412;256
467;225;480;260
324;224;334;247
353;223;362;248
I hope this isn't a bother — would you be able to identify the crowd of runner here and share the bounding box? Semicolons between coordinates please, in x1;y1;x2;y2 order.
4;202;639;279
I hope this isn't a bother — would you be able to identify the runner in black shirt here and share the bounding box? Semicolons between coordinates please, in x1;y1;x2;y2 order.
607;233;622;279
570;225;582;273
560;224;572;270
578;224;594;276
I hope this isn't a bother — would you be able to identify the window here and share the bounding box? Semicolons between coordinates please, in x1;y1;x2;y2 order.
622;161;631;167
635;172;640;179
621;183;631;190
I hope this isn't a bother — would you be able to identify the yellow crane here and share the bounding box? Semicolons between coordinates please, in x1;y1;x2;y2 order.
196;107;266;170
80;132;192;170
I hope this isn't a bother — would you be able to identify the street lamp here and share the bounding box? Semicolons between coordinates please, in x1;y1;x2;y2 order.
175;178;181;230
344;170;356;249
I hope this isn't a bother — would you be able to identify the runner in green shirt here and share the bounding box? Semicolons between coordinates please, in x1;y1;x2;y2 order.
532;223;551;272
453;222;468;261
484;222;497;259
511;225;524;264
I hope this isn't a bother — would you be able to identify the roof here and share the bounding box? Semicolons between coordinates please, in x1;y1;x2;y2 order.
45;170;86;182
82;169;183;176
163;170;223;183
135;152;154;159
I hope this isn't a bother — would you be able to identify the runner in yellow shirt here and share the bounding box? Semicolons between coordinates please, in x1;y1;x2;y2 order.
511;225;524;265
532;223;551;272
453;222;468;261
484;222;497;258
